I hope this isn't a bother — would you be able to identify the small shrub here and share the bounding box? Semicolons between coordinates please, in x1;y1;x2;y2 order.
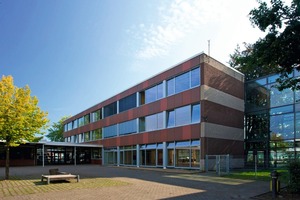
287;160;300;193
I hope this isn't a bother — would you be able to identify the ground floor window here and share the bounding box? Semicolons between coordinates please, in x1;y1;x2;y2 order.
168;140;200;168
120;146;136;165
104;147;117;165
103;140;201;169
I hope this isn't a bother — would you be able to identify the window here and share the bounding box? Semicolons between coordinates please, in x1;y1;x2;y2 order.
175;72;190;93
84;114;90;125
139;117;145;132
67;122;72;131
167;78;175;96
72;119;78;129
119;119;137;135
167;104;200;127
78;117;84;127
119;94;137;113
145;83;164;104
167;67;200;96
145;112;164;131
92;110;101;122
91;129;102;140
92;148;102;159
146;114;157;131
192;104;201;123
167;110;175;127
104;102;117;118
175;105;191;126
84;132;90;142
191;67;200;87
103;124;118;138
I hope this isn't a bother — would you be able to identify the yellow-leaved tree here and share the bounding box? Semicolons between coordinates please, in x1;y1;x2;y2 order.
0;75;49;179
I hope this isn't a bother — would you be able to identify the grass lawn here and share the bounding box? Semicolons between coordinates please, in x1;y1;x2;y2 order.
0;176;129;198
225;169;290;184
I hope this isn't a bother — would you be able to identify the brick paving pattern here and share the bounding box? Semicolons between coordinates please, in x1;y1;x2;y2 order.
0;165;270;200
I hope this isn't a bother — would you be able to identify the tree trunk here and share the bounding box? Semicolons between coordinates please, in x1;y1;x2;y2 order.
5;145;10;180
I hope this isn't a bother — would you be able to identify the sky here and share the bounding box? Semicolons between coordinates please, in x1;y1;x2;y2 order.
0;0;266;129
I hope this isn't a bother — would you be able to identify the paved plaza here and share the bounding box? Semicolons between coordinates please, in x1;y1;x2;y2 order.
0;165;270;200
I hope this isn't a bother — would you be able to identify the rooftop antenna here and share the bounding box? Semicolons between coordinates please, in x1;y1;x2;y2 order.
208;40;210;56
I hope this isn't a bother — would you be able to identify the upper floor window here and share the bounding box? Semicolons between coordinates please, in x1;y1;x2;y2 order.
78;117;84;127
104;102;117;118
91;110;102;122
145;82;164;104
103;124;118;138
119;93;137;113
119;119;137;135
167;104;200;128
167;67;200;96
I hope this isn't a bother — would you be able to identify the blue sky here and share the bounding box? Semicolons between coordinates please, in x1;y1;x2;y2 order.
0;0;265;128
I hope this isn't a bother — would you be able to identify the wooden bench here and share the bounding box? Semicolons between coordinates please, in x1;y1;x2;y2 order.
41;174;80;184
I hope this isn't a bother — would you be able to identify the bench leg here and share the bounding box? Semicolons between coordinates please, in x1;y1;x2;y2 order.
47;177;50;184
77;175;80;182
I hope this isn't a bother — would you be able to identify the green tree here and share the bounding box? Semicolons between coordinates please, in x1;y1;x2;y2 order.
0;75;48;179
230;0;300;90
46;116;70;142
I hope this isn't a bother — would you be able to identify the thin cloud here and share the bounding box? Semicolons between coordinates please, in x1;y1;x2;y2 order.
129;0;227;60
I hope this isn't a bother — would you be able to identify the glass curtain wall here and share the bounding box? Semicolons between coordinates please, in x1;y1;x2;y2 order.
245;71;300;168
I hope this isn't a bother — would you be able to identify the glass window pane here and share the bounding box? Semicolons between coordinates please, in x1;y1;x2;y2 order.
296;113;300;139
104;102;117;118
270;113;294;140
146;114;157;131
119;93;137;113
175;72;190;93
256;78;267;85
192;104;200;123
157;112;164;129
103;124;118;138
145;86;157;104
191;67;200;87
167;79;175;96
175;105;191;126
270;105;293;115
270;86;294;107
157;83;163;99
139;117;145;132
167;110;175;127
268;74;280;84
119;119;137;135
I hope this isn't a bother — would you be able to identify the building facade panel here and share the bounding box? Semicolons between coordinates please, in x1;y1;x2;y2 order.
201;100;244;129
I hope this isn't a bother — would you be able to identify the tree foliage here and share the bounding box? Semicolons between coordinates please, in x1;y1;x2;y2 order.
46;116;70;142
0;75;48;179
230;0;300;90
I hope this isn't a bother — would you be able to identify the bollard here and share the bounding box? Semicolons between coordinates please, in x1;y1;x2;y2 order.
270;170;280;199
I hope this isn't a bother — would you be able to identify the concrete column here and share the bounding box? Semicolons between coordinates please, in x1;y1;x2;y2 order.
102;148;105;165
163;142;167;169
162;111;167;129
136;144;140;168
117;101;119;114
136;92;139;107
117;146;120;166
163;80;167;98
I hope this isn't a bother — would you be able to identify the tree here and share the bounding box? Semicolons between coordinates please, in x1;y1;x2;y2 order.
46;116;70;142
230;0;300;90
0;75;48;180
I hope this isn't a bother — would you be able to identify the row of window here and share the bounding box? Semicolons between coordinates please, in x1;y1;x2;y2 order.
103;104;200;139
64;67;200;132
104;140;201;168
65;103;201;143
